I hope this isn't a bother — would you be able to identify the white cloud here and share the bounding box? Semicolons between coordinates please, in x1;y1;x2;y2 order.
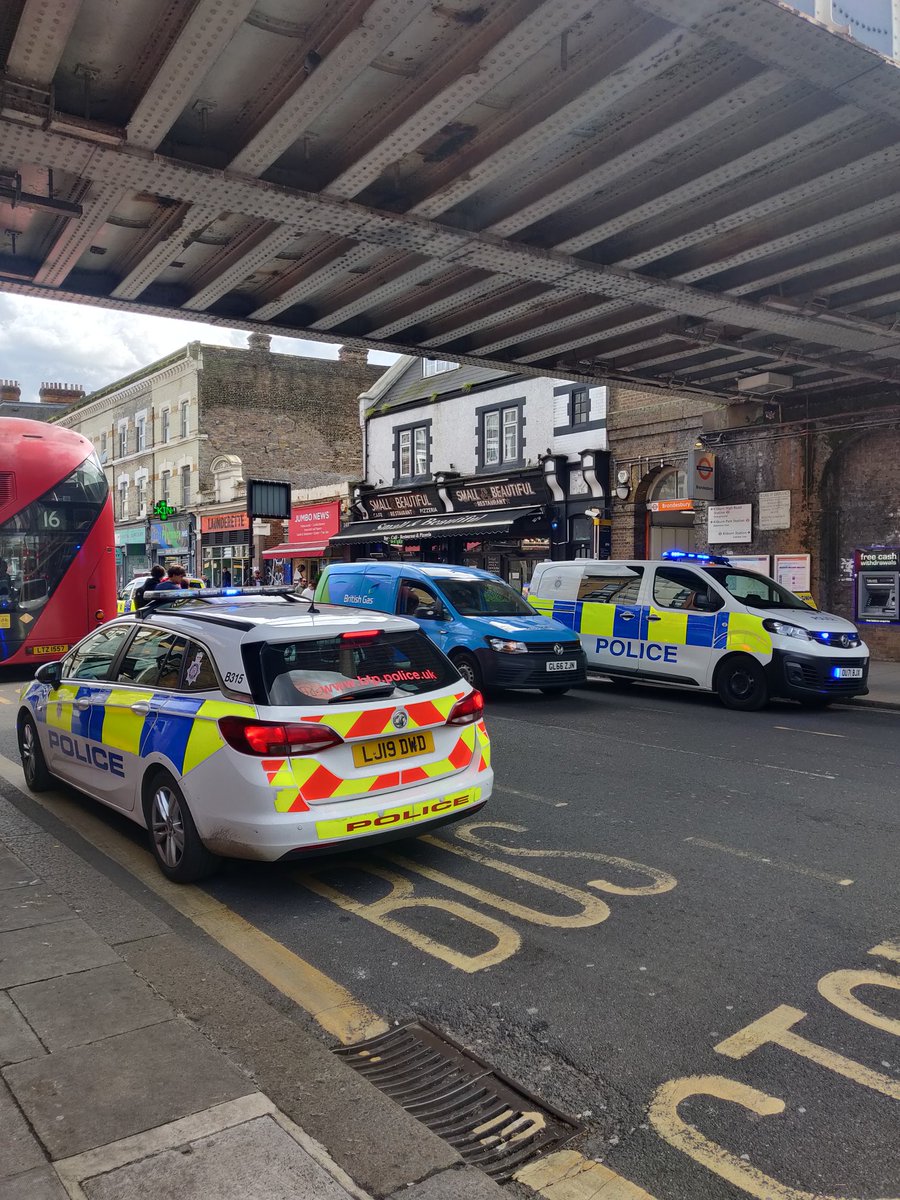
0;293;398;403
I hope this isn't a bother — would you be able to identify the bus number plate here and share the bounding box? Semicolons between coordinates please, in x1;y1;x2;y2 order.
353;731;434;768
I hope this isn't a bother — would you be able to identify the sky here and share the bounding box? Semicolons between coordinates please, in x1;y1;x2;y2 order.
0;293;399;404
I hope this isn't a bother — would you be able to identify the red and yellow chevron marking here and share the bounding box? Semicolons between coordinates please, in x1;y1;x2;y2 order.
268;721;481;811
475;719;491;773
298;691;465;740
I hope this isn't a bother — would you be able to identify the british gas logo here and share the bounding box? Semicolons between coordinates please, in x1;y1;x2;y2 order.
595;637;677;663
342;593;375;605
48;730;125;777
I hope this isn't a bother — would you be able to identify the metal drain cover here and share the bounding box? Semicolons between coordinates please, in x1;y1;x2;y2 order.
335;1021;579;1181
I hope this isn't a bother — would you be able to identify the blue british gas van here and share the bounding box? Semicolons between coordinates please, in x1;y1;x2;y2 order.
315;562;586;694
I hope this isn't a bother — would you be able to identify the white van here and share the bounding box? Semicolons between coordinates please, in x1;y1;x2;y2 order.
528;551;869;710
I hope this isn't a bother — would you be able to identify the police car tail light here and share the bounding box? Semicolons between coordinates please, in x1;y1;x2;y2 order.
218;716;344;756
447;690;484;726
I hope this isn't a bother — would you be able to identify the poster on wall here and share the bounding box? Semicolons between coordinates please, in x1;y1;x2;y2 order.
774;554;811;591
727;554;771;575
708;504;752;543
757;490;791;531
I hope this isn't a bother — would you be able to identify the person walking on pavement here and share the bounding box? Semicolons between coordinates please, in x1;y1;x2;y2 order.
222;568;232;587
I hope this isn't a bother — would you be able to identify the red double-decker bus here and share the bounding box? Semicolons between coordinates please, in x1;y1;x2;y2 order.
0;418;116;667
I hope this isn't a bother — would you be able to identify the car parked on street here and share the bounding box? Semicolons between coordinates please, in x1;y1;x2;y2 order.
529;551;868;710
17;588;492;881
315;561;586;694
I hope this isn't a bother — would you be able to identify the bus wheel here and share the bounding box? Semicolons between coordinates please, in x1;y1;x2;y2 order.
18;715;53;792
716;655;769;711
144;771;218;884
451;650;482;691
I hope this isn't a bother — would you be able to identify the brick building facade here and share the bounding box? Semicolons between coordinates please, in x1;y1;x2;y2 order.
57;336;382;587
606;385;900;661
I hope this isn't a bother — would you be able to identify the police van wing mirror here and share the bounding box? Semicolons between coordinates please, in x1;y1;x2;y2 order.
35;661;62;688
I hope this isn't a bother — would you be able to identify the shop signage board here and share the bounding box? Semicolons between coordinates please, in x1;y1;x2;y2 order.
708;503;752;543
688;449;716;502
114;525;147;545
758;490;791;530
360;487;442;519
854;546;900;624
288;501;341;546
648;498;694;513
449;471;547;512
200;512;250;533
151;515;191;555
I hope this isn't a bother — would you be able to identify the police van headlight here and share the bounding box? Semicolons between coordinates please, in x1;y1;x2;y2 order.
763;618;810;641
486;637;528;654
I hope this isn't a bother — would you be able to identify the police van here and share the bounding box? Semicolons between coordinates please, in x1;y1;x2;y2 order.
528;552;869;710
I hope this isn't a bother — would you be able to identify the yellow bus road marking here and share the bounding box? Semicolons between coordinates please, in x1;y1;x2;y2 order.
515;1149;658;1199
684;837;853;887
0;755;662;1200
773;726;845;739
0;752;386;1045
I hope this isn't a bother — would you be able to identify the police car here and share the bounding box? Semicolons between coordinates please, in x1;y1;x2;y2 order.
529;552;869;710
17;588;492;882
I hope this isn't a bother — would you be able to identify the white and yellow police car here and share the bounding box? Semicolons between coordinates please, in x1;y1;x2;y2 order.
17;588;492;882
529;552;868;710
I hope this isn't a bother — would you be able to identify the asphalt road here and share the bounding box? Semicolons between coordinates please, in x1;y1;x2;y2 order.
1;674;898;1200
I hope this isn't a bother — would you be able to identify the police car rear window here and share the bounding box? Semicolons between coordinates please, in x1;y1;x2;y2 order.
245;629;459;706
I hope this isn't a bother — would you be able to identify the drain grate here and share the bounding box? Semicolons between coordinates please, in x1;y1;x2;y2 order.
335;1021;579;1181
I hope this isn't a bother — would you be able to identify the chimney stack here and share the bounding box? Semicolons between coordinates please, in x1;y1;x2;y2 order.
338;345;368;366
0;379;20;404
38;382;84;407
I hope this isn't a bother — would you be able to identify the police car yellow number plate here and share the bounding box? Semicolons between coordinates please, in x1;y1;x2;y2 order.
352;731;434;768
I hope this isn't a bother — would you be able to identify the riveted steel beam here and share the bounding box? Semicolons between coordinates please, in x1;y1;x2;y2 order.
7;0;84;85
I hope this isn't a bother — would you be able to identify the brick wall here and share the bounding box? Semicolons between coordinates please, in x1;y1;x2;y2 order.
197;344;382;494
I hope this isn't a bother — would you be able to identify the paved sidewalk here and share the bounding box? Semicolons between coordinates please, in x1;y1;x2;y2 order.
0;834;505;1200
857;659;900;709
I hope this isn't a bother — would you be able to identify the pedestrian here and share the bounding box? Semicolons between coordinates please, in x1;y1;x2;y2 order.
134;564;165;607
222;568;232;587
252;569;262;587
154;565;188;592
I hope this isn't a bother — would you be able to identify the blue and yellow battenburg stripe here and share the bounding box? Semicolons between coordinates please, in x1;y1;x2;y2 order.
529;597;772;656
31;681;254;775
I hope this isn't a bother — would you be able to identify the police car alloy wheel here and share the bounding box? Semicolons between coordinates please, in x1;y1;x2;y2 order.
145;770;218;884
18;715;52;792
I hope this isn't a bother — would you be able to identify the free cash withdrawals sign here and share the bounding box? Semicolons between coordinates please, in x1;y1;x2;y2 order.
708;504;752;543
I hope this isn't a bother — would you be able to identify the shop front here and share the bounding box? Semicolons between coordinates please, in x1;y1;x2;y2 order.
150;512;194;573
199;511;251;586
261;500;342;586
114;523;149;588
333;471;553;586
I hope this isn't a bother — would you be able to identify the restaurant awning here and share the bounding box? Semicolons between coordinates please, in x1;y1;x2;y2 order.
261;542;328;559
330;506;543;544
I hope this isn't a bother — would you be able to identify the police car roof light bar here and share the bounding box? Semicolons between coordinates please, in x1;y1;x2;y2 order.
662;550;732;566
138;585;303;615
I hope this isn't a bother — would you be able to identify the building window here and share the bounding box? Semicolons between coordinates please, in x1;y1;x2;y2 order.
422;359;459;377
136;476;147;514
99;432;108;462
161;409;170;443
118;479;128;520
180;402;189;439
135;416;145;452
161;470;171;506
478;402;523;470
571;387;590;426
181;465;190;508
395;422;430;481
118;424;127;459
649;467;689;501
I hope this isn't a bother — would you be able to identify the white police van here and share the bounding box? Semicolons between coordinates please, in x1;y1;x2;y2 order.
529;551;868;710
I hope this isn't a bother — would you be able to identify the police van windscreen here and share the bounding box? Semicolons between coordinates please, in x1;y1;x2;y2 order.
247;629;460;706
704;568;812;610
438;578;534;616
